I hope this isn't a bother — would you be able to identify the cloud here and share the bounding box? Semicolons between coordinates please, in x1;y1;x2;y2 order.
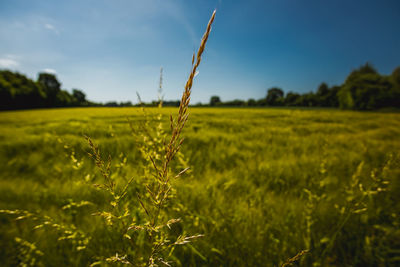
42;68;57;74
44;23;59;35
0;58;19;68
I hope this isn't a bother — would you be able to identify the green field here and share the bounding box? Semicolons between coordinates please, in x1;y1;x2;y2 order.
0;107;399;266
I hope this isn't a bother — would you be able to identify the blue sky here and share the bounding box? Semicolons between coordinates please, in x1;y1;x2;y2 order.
1;0;399;104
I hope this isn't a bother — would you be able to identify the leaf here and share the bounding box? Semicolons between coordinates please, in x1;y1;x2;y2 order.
353;208;367;214
33;224;44;230
211;248;224;255
320;237;330;244
187;243;207;261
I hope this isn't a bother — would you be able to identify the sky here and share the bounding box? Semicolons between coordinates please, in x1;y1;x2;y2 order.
1;0;400;104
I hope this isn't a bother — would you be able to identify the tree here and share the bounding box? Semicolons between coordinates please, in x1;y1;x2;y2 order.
285;92;300;106
0;70;46;110
56;90;74;107
392;66;400;86
338;63;395;110
209;95;221;106
38;73;61;92
72;89;87;105
390;67;400;107
120;101;133;107
0;70;94;110
266;87;284;106
247;98;256;106
316;83;329;106
105;101;119;107
38;73;61;107
326;86;340;107
357;62;377;75
256;98;267;106
300;92;318;107
0;74;13;110
222;99;245;106
317;83;329;96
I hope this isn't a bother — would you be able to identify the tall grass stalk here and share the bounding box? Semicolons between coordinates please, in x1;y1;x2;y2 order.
86;9;216;266
0;9;216;267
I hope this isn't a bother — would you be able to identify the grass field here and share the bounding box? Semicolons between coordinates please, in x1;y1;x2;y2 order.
0;107;400;266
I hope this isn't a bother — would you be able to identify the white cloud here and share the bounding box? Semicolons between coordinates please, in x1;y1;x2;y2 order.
0;58;19;68
4;54;20;59
42;68;57;74
44;23;59;35
44;23;55;30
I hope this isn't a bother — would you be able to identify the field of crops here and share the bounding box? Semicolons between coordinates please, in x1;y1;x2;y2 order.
0;107;399;266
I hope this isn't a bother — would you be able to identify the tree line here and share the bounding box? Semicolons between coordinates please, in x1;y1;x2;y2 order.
0;70;96;110
207;63;400;110
1;63;399;110
0;70;183;110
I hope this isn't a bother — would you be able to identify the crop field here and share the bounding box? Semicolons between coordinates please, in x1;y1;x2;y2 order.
0;107;400;266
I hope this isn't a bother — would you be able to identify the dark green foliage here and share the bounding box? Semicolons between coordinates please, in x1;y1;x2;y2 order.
391;67;400;107
284;92;301;106
295;92;318;107
209;95;221;106
0;70;94;110
148;100;180;107
161;100;180;107
38;73;61;107
2;63;400;111
327;86;340;107
72;89;87;105
392;66;400;85
338;63;400;110
266;87;284;106
104;101;119;107
0;70;46;110
219;99;246;107
247;98;257;106
316;83;331;107
201;64;399;110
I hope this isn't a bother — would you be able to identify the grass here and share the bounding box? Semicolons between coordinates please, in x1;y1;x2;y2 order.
0;106;400;266
1;8;400;266
0;9;218;266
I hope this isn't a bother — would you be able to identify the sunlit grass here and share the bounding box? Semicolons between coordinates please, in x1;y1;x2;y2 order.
1;107;400;266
